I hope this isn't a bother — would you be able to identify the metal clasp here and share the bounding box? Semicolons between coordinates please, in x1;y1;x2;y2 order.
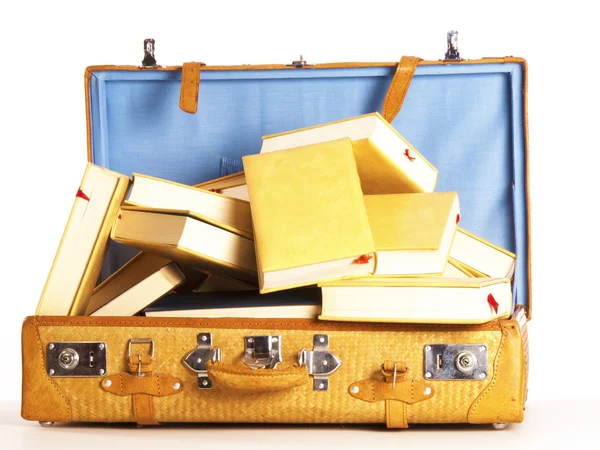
183;333;222;389
298;335;342;391
127;338;154;377
444;30;461;61
141;38;159;68
243;336;281;369
287;54;308;68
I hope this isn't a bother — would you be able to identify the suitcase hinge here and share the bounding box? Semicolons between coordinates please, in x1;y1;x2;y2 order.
287;55;310;68
444;30;462;61
297;334;342;391
141;38;160;69
182;333;222;389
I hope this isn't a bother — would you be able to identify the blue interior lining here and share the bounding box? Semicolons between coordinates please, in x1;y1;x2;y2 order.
89;63;528;309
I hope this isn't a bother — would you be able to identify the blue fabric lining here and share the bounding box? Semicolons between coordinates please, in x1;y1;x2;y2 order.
89;63;528;309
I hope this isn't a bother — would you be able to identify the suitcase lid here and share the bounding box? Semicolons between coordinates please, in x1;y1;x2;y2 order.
86;50;530;318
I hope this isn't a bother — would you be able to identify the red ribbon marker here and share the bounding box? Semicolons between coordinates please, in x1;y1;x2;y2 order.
456;214;461;224
404;149;416;162
118;214;122;220
353;254;373;264
76;188;90;201
487;293;499;314
210;188;223;194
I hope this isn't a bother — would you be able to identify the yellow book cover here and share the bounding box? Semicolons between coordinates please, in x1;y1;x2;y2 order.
36;163;130;316
260;112;438;195
112;206;258;286
243;138;376;293
364;193;460;276
319;277;512;324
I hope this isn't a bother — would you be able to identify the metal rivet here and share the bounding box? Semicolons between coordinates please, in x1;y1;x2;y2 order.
318;383;325;389
201;335;208;342
480;346;486;352
272;337;278;343
48;343;55;350
48;369;55;376
425;345;431;351
98;343;105;350
424;387;432;395
319;337;325;343
104;379;112;387
173;382;181;390
196;357;202;364
322;360;328;366
99;369;105;376
202;380;208;386
350;385;359;394
425;372;432;379
247;338;254;343
479;372;486;379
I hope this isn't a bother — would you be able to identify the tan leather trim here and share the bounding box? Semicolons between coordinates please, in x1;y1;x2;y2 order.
207;362;308;392
386;400;408;429
30;316;503;332
512;305;529;402
133;393;159;426
101;373;183;397
84;57;531;318
382;56;422;123
348;379;434;404
179;62;204;114
21;317;71;422
467;318;525;423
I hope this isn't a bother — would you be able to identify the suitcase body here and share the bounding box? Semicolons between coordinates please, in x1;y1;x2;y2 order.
22;38;531;428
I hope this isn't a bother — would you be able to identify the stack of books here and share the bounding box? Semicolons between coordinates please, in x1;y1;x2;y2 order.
36;113;516;324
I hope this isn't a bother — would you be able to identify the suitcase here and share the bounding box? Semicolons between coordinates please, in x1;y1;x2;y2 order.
21;34;531;429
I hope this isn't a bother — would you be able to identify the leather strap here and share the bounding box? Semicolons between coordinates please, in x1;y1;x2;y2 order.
386;399;408;429
101;372;183;396
179;62;205;114
348;378;434;404
381;56;422;123
133;393;159;426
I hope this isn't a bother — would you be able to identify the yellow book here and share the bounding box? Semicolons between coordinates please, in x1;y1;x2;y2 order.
112;206;257;285
195;172;249;201
442;258;475;278
260;112;438;194
85;252;182;315
319;277;512;324
36;163;130;316
450;228;516;279
127;173;253;238
243;138;376;293
364;193;459;276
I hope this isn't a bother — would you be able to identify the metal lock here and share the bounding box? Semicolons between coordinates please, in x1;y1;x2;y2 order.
47;342;107;377
424;344;488;380
243;335;282;369
183;333;222;389
297;334;342;391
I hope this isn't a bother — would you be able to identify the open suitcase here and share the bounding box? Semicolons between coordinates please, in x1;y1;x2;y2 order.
21;34;530;429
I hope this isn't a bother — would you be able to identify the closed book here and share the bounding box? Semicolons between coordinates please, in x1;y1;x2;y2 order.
450;228;516;279
442;259;474;278
243;138;376;293
85;252;181;315
144;289;321;319
194;273;256;293
36;163;130;316
195;172;249;201
127;173;253;238
319;277;512;324
364;193;460;276
112;206;257;285
260;112;437;194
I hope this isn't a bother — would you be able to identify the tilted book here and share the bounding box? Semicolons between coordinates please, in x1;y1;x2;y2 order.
319;277;512;324
36;163;130;316
364;193;460;276
195;172;249;201
112;206;257;285
260;112;437;195
243;138;376;293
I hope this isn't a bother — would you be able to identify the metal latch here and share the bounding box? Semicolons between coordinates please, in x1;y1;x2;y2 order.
243;335;281;369
288;55;309;68
183;333;222;389
444;30;462;61
298;334;342;391
424;344;488;380
141;38;159;69
47;342;107;377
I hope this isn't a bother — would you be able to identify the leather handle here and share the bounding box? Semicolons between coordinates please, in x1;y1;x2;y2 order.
207;361;309;392
381;56;422;123
179;62;205;114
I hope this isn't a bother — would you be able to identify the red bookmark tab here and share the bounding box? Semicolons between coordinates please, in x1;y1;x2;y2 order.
404;149;416;162
210;188;223;194
76;188;90;201
456;214;461;224
487;293;499;314
118;214;122;220
353;254;373;264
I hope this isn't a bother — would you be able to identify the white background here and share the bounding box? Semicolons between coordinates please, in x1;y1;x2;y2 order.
1;0;599;447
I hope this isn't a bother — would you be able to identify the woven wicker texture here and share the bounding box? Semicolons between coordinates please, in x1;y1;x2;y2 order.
38;324;502;424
